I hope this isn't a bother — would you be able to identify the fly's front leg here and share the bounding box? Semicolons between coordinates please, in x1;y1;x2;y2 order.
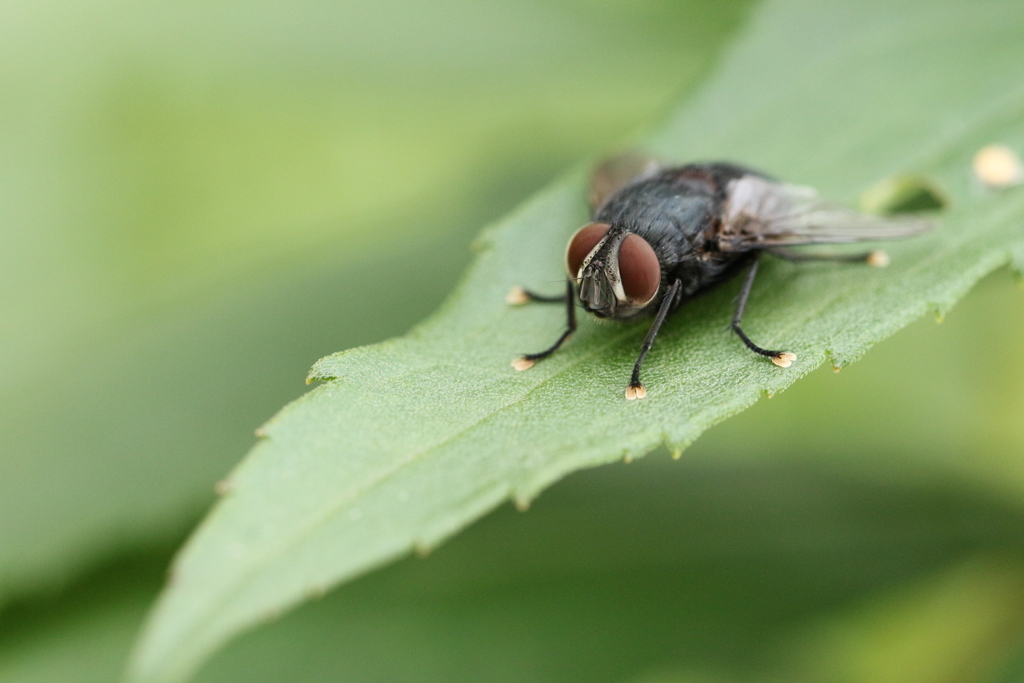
511;279;577;371
767;247;890;267
731;254;796;368
625;279;682;400
506;285;568;305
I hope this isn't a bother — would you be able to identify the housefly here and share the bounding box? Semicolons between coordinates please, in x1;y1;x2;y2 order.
509;155;933;400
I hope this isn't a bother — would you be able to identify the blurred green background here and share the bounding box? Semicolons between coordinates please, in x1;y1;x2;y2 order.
2;0;1024;681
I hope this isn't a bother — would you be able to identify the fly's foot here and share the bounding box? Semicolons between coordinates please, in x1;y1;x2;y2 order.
771;351;796;368
866;250;890;267
511;356;535;372
505;286;530;305
625;382;647;400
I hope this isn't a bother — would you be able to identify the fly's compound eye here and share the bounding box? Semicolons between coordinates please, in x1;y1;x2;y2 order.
618;234;660;305
566;222;611;277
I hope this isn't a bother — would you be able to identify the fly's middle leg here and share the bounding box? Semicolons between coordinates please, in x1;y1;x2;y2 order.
511;279;577;371
731;254;796;368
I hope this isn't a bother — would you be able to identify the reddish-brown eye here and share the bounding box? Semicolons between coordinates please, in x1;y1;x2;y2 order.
618;234;660;304
566;222;611;276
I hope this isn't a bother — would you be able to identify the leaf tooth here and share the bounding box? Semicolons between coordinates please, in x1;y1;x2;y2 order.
664;433;698;460
824;348;846;373
306;350;351;383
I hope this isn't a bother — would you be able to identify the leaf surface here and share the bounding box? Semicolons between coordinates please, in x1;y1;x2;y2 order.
131;0;1024;680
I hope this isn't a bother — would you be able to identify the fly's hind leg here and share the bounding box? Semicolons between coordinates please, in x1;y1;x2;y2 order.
511;279;576;371
732;254;796;368
767;247;890;267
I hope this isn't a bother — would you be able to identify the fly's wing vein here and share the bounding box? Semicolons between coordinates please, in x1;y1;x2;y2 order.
718;175;933;251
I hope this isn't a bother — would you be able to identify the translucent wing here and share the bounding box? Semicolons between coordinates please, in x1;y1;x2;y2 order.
589;152;663;214
718;175;934;252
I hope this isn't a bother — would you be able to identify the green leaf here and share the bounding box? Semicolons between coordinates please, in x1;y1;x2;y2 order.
130;0;1024;680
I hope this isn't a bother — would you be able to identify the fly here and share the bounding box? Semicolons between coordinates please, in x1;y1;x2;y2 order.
509;155;934;400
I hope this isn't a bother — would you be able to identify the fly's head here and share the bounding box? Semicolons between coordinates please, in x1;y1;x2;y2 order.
566;222;662;319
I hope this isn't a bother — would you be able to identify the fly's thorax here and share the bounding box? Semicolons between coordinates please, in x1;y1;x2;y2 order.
565;222;662;319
